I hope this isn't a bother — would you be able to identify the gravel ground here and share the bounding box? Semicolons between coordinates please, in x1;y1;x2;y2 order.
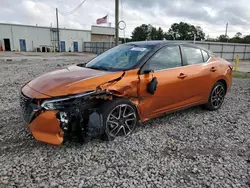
0;59;250;188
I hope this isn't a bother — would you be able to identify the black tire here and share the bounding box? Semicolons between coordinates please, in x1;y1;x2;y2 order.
204;81;226;111
100;98;138;141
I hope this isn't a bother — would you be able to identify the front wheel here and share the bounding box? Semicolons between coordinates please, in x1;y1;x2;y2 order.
204;81;226;111
100;98;138;141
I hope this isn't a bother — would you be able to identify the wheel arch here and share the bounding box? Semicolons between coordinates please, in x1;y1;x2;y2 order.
216;79;227;91
203;78;227;111
110;96;142;121
215;78;228;92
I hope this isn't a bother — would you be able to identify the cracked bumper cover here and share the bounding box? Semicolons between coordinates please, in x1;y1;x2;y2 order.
28;111;63;145
20;88;104;145
20;87;64;145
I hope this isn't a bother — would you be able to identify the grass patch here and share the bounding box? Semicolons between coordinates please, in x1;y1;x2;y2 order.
232;71;250;79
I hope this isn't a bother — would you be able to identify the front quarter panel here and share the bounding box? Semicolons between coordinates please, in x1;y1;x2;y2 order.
100;69;139;98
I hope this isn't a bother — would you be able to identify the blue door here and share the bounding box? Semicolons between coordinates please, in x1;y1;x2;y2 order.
73;42;78;52
60;41;65;52
19;39;26;51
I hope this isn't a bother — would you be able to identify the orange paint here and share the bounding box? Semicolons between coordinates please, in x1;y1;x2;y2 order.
28;111;63;145
20;42;233;145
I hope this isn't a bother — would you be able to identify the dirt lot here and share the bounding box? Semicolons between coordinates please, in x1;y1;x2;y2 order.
0;58;250;188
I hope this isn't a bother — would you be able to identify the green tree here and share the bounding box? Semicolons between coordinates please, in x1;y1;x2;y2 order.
166;22;205;40
131;25;166;41
131;24;151;41
149;26;158;40
242;35;250;43
228;32;243;43
235;32;242;38
217;34;228;42
195;26;205;41
164;31;174;40
156;27;164;40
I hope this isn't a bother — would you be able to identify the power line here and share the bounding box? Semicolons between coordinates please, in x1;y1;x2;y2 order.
60;0;87;16
33;0;87;16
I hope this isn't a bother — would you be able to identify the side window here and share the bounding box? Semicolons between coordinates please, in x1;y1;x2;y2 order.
183;47;203;65
201;50;209;62
145;46;182;71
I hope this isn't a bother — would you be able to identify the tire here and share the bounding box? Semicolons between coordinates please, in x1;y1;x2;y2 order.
204;81;226;111
100;98;138;141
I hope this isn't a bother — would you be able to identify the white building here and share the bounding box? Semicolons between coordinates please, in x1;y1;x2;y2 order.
0;23;115;52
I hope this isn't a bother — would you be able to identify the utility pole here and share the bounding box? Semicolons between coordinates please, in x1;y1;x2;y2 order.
115;0;119;46
225;23;228;42
225;23;228;36
56;8;60;52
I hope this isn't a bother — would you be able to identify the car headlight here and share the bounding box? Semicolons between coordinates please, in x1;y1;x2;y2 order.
41;91;96;110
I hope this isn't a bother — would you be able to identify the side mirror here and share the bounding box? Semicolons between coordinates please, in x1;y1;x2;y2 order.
147;77;158;94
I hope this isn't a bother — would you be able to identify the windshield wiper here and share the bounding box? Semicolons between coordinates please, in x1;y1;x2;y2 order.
77;63;87;67
88;66;110;71
88;65;124;72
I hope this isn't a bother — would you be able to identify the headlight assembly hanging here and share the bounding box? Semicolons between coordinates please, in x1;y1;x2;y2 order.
41;91;96;110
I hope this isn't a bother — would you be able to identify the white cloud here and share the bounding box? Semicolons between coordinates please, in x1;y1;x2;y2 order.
0;0;249;38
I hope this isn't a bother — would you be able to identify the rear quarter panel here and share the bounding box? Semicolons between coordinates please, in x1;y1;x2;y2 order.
209;57;232;93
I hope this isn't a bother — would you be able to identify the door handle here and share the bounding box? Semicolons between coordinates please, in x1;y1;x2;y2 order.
178;73;187;79
210;67;217;72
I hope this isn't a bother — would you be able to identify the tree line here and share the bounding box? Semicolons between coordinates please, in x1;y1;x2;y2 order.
120;22;250;44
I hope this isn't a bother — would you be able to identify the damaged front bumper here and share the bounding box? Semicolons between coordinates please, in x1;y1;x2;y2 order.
20;92;64;145
28;111;64;145
56;108;104;143
20;91;106;145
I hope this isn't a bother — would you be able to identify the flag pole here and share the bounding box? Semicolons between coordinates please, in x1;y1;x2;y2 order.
107;13;110;27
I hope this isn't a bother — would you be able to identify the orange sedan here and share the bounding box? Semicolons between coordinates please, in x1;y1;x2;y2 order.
20;41;233;145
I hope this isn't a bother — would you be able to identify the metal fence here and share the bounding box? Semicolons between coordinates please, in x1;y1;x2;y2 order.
183;41;250;61
83;42;117;54
83;41;250;61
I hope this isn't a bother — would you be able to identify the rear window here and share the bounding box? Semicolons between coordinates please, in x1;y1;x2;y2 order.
183;46;203;65
201;50;209;62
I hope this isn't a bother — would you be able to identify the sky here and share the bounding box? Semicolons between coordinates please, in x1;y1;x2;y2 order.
1;0;250;39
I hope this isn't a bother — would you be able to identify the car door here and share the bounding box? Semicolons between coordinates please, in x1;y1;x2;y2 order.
138;45;190;120
179;45;216;103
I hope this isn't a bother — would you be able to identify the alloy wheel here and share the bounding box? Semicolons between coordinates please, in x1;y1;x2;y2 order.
211;84;225;109
106;104;137;138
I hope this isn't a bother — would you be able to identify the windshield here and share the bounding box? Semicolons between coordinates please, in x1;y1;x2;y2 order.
85;44;152;71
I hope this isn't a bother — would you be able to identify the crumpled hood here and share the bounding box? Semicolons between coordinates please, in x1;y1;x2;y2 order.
27;65;123;97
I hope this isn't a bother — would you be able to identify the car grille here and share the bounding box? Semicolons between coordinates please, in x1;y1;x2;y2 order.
20;93;35;123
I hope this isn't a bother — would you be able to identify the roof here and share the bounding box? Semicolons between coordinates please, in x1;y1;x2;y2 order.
126;40;201;47
91;25;115;29
0;22;90;32
91;25;115;35
125;40;214;54
128;40;250;46
126;40;168;45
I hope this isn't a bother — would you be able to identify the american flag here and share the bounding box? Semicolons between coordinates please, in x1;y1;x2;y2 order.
96;15;108;24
